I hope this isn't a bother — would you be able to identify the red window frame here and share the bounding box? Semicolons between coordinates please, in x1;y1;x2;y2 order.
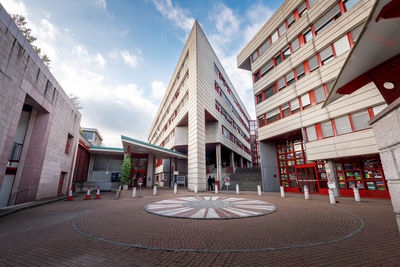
65;134;73;155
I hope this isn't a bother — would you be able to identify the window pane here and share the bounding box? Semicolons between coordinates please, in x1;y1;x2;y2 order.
287;14;295;26
291;98;300;112
344;0;360;11
335;116;352;135
326;80;335;91
350;24;363;43
277;77;286;90
308;0;317;8
304;30;313;42
320;46;333;63
278;23;287;36
266;108;280;118
296;65;305;79
275;54;283;65
372;104;387;115
314;86;326;103
282;104;290;117
306;126;317;141
334;35;351;57
271;31;279;43
261;61;274;76
259;116;266;126
283;47;291;59
286;71;295;85
298;2;307;16
259;40;270;55
352;110;370;131
308;55;319;71
301;94;311;108
252;51;258;61
314;5;341;33
264;86;274;100
321;121;334;137
292;38;300;52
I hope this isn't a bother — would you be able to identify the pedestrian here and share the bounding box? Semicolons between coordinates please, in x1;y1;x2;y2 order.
212;176;216;190
207;176;213;191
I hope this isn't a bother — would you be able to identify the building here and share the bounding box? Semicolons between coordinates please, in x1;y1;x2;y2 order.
147;21;252;191
249;120;260;167
237;0;390;198
0;3;81;207
82;127;103;146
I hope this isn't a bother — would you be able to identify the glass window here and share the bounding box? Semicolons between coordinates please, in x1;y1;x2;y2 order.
277;77;286;90
304;29;313;43
350;24;363;43
282;104;290;117
278;23;287;36
286;71;295;85
264;86;274;100
292;38;300;52
266;108;280;123
261;60;274;76
343;0;360;11
306;126;317;141
256;94;263;103
314;5;341;34
334;35;351;57
320;46;334;64
321;121;334;137
259;116;266;127
275;54;283;66
335;116;352;135
296;65;305;80
287;14;295;27
351;110;371;131
254;71;261;82
291;98;300;113
259;40;270;56
308;55;319;71
314;86;326;103
271;31;279;43
301;94;311;108
252;51;259;62
283;47;291;59
372;104;387;116
298;2;307;16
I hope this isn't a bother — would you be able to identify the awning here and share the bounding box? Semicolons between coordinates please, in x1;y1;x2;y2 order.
121;135;187;159
323;0;400;107
89;146;124;155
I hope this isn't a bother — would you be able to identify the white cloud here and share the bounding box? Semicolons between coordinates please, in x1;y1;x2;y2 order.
71;43;106;68
243;4;274;43
120;50;140;68
151;80;166;99
1;0;28;17
151;0;195;34
95;0;106;10
95;53;106;67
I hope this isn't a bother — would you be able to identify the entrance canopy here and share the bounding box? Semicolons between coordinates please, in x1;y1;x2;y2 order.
121;135;187;159
324;0;400;107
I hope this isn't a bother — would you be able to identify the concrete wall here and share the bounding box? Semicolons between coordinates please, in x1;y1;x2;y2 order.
0;3;80;205
259;141;280;192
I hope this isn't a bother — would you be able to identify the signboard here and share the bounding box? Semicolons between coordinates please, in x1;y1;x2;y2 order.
224;177;230;186
328;182;336;189
174;171;179;175
138;177;143;185
177;176;185;185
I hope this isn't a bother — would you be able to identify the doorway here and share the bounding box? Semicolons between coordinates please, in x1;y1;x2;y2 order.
296;165;319;193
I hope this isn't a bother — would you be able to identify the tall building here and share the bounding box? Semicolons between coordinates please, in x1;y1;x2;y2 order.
0;3;81;207
148;21;252;191
237;0;390;198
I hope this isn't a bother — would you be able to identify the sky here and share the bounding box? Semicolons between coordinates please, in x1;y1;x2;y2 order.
1;0;284;147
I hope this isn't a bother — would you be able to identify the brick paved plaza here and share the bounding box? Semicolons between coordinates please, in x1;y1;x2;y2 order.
0;189;400;266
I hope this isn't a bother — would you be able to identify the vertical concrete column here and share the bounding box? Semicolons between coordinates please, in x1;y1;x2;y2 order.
216;144;222;184
240;157;244;168
230;151;235;168
324;160;339;196
146;154;154;188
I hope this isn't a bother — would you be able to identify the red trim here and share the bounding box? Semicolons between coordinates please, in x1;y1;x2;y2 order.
311;25;316;37
339;1;346;14
309;90;316;106
317;53;322;66
331;44;337;58
323;84;329;96
289;43;293;54
368;108;374;119
305;0;310;10
299;34;305;46
304;61;310;74
294;10;300;21
331;119;338;136
315;123;323;140
285;20;289;29
347;32;354;48
337;72;371;94
348;114;355;132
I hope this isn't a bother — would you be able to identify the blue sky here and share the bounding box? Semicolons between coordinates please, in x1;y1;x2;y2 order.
1;0;284;147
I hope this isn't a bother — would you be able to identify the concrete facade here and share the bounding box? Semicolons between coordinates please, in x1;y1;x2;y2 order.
0;3;80;206
237;0;389;197
148;22;252;191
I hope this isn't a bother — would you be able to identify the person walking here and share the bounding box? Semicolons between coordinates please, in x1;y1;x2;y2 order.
207;176;213;191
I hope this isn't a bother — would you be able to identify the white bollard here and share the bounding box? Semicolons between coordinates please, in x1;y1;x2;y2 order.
153;185;157;196
132;187;136;198
280;186;285;198
215;185;218;194
304;185;310;200
353;187;361;202
257;185;262;196
194;184;198;193
328;188;336;204
236;184;239;195
174;183;177;194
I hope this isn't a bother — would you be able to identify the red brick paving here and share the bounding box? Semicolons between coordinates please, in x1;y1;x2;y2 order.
0;189;399;266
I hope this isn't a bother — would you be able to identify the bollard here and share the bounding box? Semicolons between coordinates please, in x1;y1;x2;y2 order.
215;185;218;194
304;185;310;200
257;185;262;196
174;183;177;194
132;187;136;198
328;188;336;204
280;186;285;198
153;185;157;196
236;184;239;195
194;184;198;193
353;187;361;202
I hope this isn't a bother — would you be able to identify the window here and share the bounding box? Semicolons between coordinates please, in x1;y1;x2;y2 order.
351;110;371;131
287;14;295;27
292;38;300;52
283;47;291;59
286;71;295;86
350;24;363;43
258;116;266;127
335;116;352;135
306;126;317;141
256;94;263;103
326;80;335;91
277;77;286;90
252;50;259;62
314;86;326;103
303;29;313;43
343;0;360;11
266;108;280;123
57;172;66;195
301;94;311;108
261;61;274;77
278;23;287;36
334;35;351;57
372;104;387;115
282;104;290;117
321;121;334;137
65;134;73;154
271;31;279;43
264;86;274;100
274;54;283;66
298;2;307;16
308;0;317;8
320;46;334;65
259;41;270;56
296;65;305;80
291;98;300;113
308;55;319;72
254;71;261;82
314;5;341;35
44;80;51;96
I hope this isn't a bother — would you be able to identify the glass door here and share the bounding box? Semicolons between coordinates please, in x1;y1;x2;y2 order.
296;166;319;193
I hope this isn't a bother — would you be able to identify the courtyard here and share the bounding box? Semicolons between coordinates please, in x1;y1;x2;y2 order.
0;189;399;266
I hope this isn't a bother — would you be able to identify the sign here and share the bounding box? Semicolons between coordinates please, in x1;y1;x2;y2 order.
328;182;336;189
138;177;143;185
177;176;185;185
224;177;231;186
174;171;179;175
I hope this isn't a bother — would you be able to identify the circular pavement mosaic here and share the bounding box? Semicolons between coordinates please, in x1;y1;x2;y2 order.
144;196;276;219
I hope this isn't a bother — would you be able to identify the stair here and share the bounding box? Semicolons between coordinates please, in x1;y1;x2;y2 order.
227;168;262;191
